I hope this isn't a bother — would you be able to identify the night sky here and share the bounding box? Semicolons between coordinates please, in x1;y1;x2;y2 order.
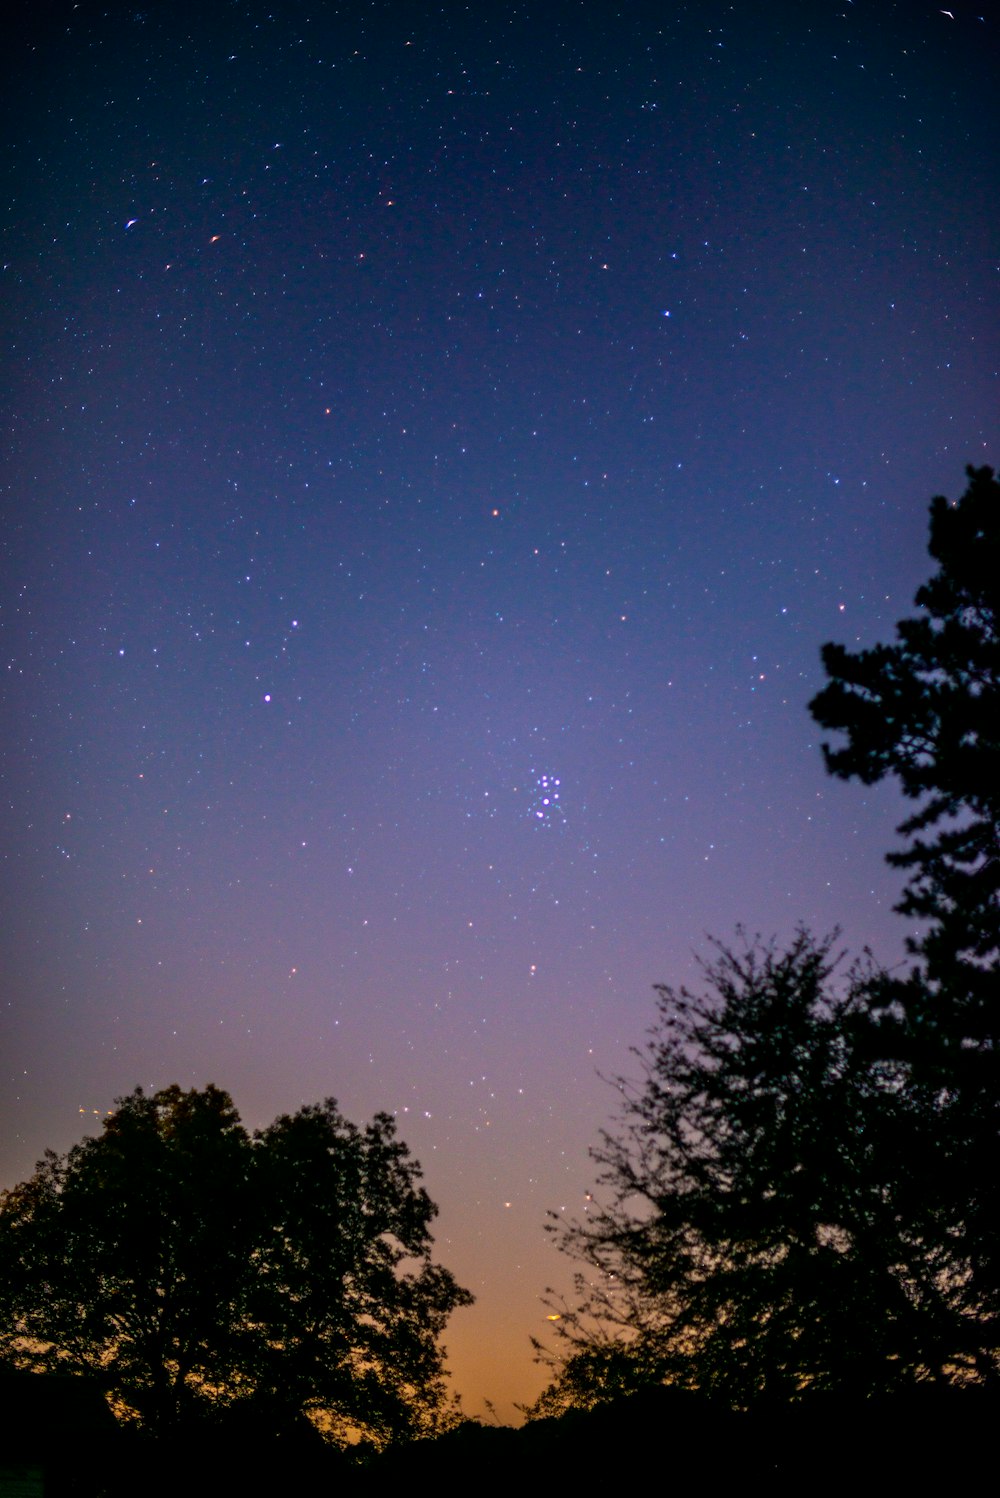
2;1;996;1420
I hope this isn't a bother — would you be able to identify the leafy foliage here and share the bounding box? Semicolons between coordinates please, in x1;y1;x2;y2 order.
533;932;994;1412
0;1086;471;1444
247;1100;470;1444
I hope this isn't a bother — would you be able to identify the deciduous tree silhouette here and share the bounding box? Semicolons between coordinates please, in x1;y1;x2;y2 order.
534;932;994;1412
0;1085;471;1445
246;1099;471;1445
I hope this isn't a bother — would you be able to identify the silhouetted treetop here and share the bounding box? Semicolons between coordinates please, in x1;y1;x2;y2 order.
810;464;999;1009
533;931;992;1410
0;1085;472;1447
810;462;1000;1332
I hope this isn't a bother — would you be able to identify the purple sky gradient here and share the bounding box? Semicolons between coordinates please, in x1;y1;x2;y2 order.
2;1;996;1419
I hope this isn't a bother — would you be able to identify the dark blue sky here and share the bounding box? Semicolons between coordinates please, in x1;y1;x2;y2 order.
2;0;996;1417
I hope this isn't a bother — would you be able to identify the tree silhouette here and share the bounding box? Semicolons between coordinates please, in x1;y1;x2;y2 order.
810;463;999;1022
534;932;994;1411
0;1085;471;1445
809;462;1000;1348
246;1100;471;1445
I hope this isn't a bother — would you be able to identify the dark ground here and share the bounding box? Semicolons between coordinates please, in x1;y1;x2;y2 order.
4;1380;992;1496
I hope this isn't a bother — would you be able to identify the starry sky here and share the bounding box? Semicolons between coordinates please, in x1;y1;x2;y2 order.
1;1;996;1420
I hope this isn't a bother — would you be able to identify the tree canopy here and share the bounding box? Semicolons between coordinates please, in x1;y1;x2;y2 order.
809;463;999;1021
809;461;1000;1336
532;932;991;1412
0;1085;471;1445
